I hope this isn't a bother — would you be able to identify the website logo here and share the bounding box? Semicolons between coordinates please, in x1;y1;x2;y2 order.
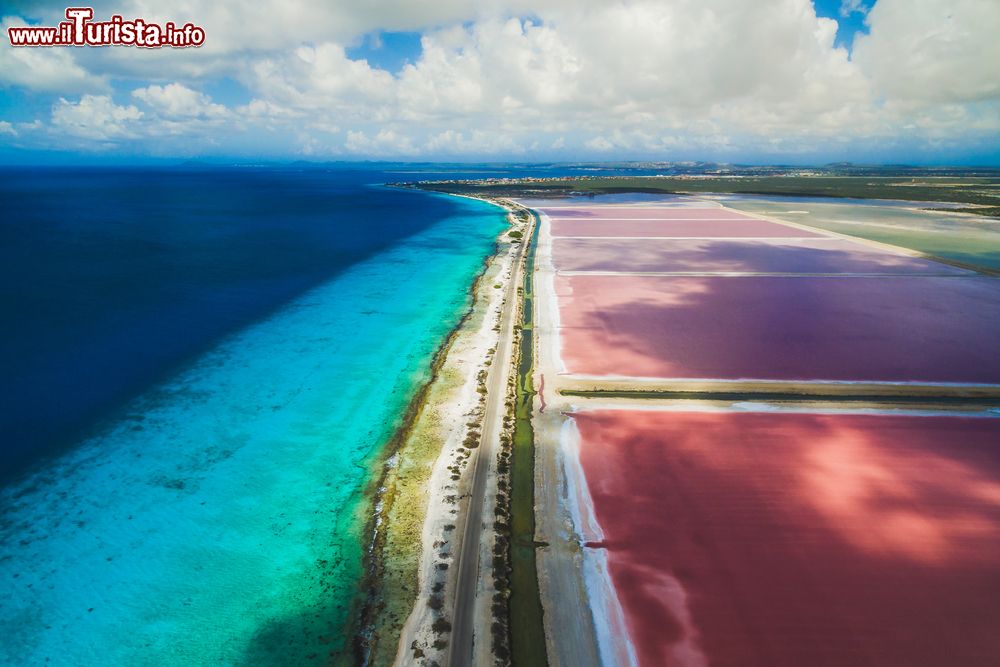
7;7;206;48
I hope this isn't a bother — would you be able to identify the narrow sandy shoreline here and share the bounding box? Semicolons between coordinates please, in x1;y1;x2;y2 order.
358;195;529;666
556;416;637;666
530;205;626;667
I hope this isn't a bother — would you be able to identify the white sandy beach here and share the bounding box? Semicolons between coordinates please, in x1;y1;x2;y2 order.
390;200;528;667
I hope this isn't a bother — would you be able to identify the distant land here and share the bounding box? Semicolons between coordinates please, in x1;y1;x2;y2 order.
396;164;1000;218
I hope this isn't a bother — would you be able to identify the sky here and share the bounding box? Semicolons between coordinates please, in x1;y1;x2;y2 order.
1;0;998;164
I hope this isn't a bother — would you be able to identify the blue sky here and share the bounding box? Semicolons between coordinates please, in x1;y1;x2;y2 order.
813;0;872;49
346;32;424;75
1;0;998;164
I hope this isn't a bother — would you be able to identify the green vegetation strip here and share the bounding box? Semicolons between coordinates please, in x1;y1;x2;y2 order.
510;213;548;667
939;206;1000;217
561;389;1000;406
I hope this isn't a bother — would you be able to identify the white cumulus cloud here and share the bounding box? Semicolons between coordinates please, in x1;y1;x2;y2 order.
345;128;416;155
132;83;228;118
51;95;143;140
1;15;108;93
852;0;1000;105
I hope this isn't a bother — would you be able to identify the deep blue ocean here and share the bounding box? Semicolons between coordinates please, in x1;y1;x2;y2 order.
0;163;667;480
0;163;673;664
1;167;467;479
0;165;513;665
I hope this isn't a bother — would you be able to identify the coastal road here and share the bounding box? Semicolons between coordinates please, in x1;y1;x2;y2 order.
448;207;532;667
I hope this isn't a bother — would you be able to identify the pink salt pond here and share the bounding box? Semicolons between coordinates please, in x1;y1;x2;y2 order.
556;275;1000;383
548;217;819;238
540;206;753;220
551;237;969;274
575;410;1000;667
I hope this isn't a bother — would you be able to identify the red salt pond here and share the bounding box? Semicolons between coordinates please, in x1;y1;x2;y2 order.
540;207;753;220
551;237;968;274
549;218;819;239
557;275;1000;383
574;410;1000;667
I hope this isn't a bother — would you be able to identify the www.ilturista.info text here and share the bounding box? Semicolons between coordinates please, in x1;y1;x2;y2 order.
7;7;205;48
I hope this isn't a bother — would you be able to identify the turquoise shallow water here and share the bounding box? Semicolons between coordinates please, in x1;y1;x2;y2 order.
0;193;505;665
